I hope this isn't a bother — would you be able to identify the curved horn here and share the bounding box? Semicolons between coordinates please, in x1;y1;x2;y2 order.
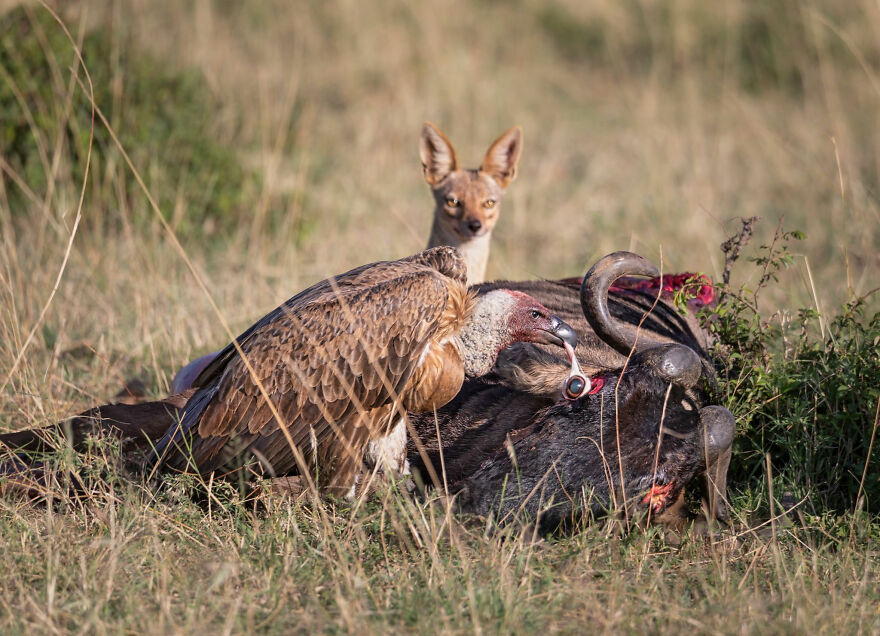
698;405;735;522
580;251;659;357
580;251;707;386
637;343;702;389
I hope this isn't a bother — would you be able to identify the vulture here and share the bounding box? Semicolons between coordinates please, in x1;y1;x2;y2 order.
1;247;577;499
152;245;579;495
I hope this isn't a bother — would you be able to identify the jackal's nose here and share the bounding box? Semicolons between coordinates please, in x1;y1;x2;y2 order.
467;219;483;233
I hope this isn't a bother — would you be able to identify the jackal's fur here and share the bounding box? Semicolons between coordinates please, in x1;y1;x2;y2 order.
420;122;522;284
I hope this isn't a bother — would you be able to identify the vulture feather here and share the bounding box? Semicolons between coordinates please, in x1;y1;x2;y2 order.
145;247;577;496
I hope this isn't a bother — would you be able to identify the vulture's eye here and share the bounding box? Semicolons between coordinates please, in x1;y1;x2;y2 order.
483;199;496;209
530;309;542;319
446;197;460;208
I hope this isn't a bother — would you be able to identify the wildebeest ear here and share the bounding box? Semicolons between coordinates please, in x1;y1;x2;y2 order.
420;122;458;185
480;126;523;188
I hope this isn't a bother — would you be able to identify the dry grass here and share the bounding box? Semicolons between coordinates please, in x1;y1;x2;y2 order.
1;0;879;632
1;485;878;633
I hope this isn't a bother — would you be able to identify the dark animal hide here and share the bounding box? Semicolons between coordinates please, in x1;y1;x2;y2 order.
407;252;734;533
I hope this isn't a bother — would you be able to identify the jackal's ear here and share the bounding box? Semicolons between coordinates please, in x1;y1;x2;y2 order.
420;122;458;185
480;126;523;188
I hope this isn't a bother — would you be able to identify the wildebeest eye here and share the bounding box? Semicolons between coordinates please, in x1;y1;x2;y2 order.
564;374;589;400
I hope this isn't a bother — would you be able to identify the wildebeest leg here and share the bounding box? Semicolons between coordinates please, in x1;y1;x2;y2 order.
0;456;50;499
698;405;735;523
0;392;192;475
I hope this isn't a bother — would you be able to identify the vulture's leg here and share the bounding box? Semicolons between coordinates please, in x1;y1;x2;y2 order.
316;420;377;499
363;416;410;477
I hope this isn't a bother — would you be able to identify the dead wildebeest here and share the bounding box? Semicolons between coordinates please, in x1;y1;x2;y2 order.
407;251;734;534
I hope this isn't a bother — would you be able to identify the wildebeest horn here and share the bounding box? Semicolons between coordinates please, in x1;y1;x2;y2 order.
580;251;703;385
698;405;735;522
637;343;702;388
580;251;659;356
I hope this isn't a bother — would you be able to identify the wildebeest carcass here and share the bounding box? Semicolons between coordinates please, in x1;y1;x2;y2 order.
406;251;734;533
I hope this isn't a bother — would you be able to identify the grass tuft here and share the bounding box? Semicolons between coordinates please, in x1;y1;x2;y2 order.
709;221;880;519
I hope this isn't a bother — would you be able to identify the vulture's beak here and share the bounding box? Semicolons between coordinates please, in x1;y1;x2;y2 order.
537;315;578;349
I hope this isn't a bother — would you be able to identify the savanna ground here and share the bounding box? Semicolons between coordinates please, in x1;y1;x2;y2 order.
0;0;879;632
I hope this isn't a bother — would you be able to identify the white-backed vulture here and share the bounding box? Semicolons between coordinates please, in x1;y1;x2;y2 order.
146;246;576;495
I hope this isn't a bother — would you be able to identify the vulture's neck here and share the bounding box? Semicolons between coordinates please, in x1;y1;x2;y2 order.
457;290;515;377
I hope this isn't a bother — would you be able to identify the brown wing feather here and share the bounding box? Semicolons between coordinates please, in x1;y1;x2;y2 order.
190;246;466;389
159;250;467;483
399;275;475;412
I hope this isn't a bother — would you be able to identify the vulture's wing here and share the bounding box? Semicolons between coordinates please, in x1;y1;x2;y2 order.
153;247;468;477
191;247;467;388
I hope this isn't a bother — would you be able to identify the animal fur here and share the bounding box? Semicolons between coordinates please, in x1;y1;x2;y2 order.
421;122;522;284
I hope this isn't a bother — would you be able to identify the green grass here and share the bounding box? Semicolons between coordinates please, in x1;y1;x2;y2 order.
1;0;879;632
708;223;880;516
0;6;255;238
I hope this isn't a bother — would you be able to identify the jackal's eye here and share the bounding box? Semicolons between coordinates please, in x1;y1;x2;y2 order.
445;197;460;208
483;199;496;209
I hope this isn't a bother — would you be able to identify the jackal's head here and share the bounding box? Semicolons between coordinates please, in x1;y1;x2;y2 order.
420;123;522;243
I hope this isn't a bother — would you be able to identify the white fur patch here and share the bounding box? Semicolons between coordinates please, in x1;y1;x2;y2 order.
345;473;362;499
363;416;408;474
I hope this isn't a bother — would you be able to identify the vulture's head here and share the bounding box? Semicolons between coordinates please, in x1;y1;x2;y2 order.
459;289;576;378
502;290;578;348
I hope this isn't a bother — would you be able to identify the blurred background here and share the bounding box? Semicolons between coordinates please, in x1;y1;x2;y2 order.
1;0;878;403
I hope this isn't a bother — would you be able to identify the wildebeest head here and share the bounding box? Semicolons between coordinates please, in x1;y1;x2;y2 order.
408;251;734;534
